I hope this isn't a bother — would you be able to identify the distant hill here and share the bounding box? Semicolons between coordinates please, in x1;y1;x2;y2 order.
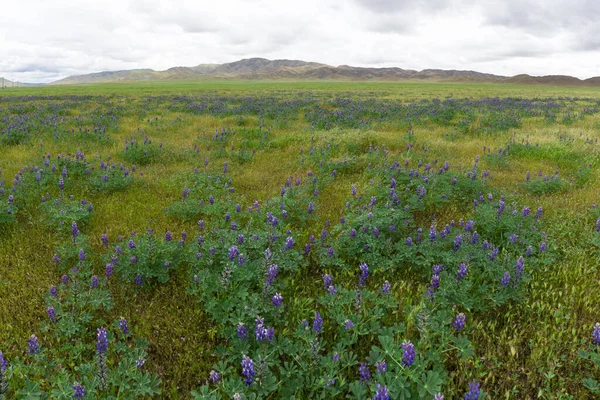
48;58;600;87
0;77;38;88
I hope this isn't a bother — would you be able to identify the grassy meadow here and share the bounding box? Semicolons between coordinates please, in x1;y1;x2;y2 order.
1;81;599;399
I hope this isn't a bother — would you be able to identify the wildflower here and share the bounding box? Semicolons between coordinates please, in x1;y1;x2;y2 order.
134;274;143;286
501;272;511;287
382;281;391;294
72;383;86;399
515;256;525;280
464;380;481;400
49;285;58;297
434;393;444;400
358;362;370;381
539;242;547;252
61;274;69;285
285;236;294;250
209;370;220;384
237;323;247;340
0;350;7;371
509;234;518;244
323;274;332;289
265;264;278;287
457;263;468;282
308;202;314;214
228;246;239;261
241;355;256;387
119;318;129;335
453;313;466;331
313;312;323;333
401;341;415;367
136;357;146;368
47;306;57;322
96;327;108;355
429;226;436;242
78;249;85;262
470;231;479;244
373;384;390;400
272;293;283;307
406;237;413;246
71;222;80;238
592;323;600;345
535;206;543;220
90;275;99;288
345;319;354;330
375;360;387;374
28;335;39;355
359;263;369;286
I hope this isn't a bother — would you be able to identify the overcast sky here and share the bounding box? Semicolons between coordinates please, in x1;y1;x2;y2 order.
1;0;599;83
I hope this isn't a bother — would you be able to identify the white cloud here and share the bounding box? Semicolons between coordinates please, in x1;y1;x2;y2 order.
1;0;599;83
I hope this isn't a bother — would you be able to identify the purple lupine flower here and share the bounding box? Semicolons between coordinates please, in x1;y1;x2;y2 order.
401;341;415;367
464;380;481;400
535;206;543;220
130;256;137;264
382;281;391;294
539;241;547;252
96;327;108;354
61;274;69;285
453;313;466;331
73;383;86;400
136;357;146;368
326;247;334;257
498;200;505;216
209;195;215;205
90;275;99;288
308;202;314;214
596;217;600;232
101;234;109;248
406;237;413;246
53;254;60;265
71;222;80;238
592;323;600;345
350;228;357;238
223;162;228;174
0;350;7;371
241;355;256;387
78;249;86;261
470;231;479;244
323;274;333;289
128;239;136;249
237;323;247;340
515;256;525;279
501;272;511;287
228;246;239;261
464;220;474;232
429;226;436;242
285;236;294;250
332;353;340;362
374;384;390;400
134;274;143;286
359;263;369;286
328;285;337;295
351;185;357;196
344;319;354;330
375;360;387;374
457;263;468;281
313;312;323;333
522;207;531;217
209;370;220;384
489;247;499;261
358;362;370;382
58;177;64;191
47;306;57;322
255;317;268;341
434;394;444;400
165;231;173;242
272;293;283;307
119;318;129;335
266;264;278;287
50;285;58;297
105;263;113;278
454;234;463;251
28;335;39;355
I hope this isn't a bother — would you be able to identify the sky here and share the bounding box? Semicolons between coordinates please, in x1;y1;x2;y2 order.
1;0;599;83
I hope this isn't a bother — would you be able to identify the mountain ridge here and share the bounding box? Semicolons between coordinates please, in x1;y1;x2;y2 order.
48;57;600;87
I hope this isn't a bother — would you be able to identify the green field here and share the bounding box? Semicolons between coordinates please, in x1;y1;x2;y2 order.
1;81;599;399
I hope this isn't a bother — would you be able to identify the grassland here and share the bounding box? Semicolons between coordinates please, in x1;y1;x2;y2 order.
1;81;599;399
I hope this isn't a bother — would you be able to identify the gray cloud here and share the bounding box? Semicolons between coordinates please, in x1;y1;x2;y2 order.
1;0;599;83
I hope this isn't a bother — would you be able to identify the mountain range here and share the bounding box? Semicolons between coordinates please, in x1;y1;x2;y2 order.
47;58;600;87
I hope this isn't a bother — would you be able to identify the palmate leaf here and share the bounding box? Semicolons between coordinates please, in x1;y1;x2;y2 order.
583;378;600;393
452;334;475;360
418;370;444;398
